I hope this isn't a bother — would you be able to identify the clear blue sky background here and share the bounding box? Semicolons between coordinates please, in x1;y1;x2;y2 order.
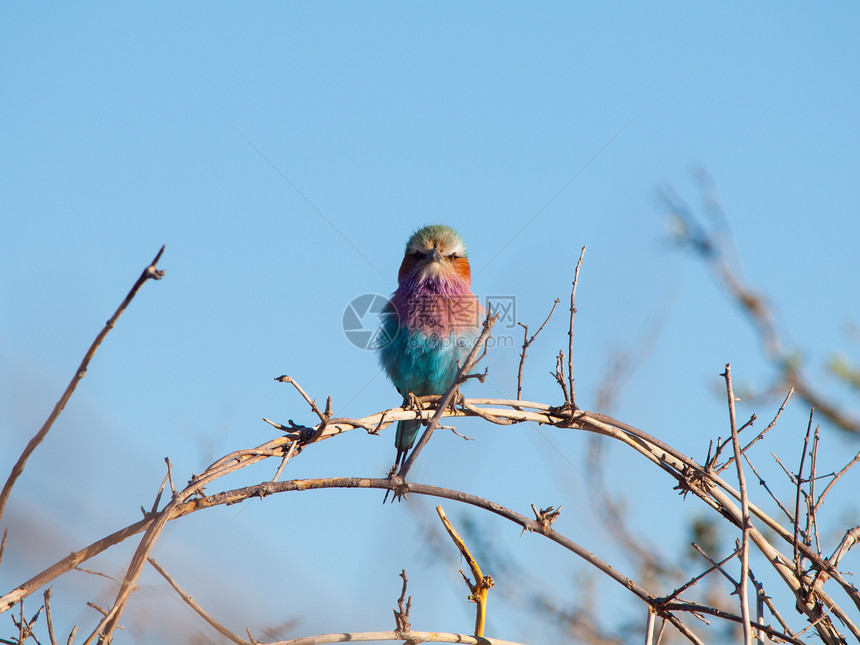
2;3;859;643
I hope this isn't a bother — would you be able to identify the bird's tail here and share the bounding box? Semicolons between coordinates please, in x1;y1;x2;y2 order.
394;418;421;469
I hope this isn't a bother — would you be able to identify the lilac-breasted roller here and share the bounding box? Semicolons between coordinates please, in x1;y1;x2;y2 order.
378;225;483;468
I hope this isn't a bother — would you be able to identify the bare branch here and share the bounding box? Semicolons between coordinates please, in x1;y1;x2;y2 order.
259;631;526;645
793;410;814;573
148;557;251;645
516;298;559;400
815;449;860;511
0;246;166;522
568;246;586;409
436;505;494;637
721;364;752;645
392;570;411;633
45;588;58;645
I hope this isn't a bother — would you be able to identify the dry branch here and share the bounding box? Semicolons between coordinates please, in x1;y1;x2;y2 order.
4;393;859;644
147;557;251;645
516;298;559;400
436;506;494;637
260;631;526;645
722;364;752;645
567;245;586;408
0;246;166;522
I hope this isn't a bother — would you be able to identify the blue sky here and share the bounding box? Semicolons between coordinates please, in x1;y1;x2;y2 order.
2;3;859;643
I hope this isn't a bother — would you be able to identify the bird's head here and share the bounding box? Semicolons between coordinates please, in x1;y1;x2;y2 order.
398;224;471;286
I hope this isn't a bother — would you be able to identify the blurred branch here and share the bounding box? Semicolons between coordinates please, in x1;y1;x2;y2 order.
147;557;251;645
665;177;860;436
0;246;166;523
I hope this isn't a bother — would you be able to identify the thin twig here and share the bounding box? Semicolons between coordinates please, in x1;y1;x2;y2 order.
275;376;326;422
722;364;752;645
392;570;411;633
271;441;298;483
0;246;166;522
742;453;794;521
793;409;814;571
662;546;741;602
733;388;793;468
148;557;251;645
568;246;586;409
711;414;755;471
45;587;58;645
147;464;170;517
748;568;794;637
516;298;559;400
552;351;570;406
815;449;860;511
808;425;821;557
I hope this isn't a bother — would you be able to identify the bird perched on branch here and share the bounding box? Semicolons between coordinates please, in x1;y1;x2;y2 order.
379;225;483;469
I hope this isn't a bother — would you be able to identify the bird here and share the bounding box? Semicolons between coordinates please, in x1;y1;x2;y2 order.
378;224;484;470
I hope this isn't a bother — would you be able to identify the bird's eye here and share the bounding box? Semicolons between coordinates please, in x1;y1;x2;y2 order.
448;253;458;260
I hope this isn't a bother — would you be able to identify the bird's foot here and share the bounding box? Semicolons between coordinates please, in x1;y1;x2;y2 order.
451;388;465;411
405;391;424;413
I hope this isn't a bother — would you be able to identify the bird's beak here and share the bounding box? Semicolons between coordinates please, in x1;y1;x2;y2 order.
428;249;443;263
